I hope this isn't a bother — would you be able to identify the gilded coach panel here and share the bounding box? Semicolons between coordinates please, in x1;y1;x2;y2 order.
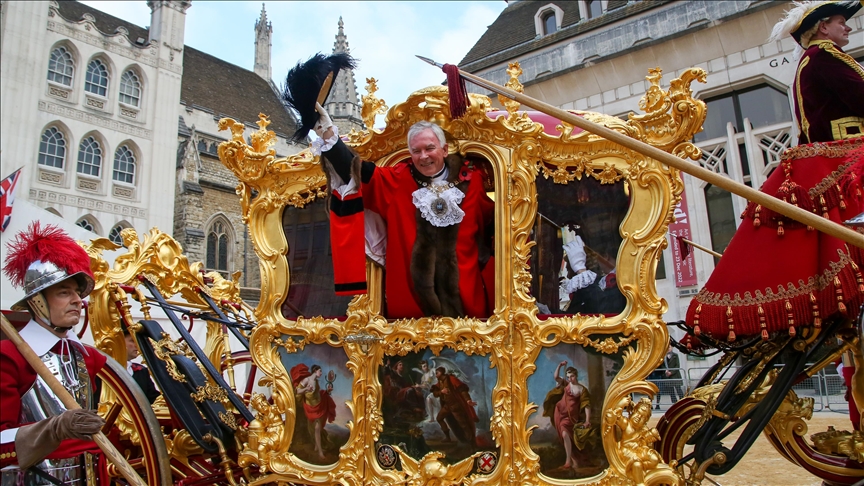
218;64;706;484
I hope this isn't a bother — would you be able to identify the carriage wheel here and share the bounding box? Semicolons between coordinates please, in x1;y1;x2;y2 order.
655;397;710;472
96;354;173;485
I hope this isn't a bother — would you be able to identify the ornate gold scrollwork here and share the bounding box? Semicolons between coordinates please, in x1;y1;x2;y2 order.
215;67;707;484
192;382;230;404
361;77;388;131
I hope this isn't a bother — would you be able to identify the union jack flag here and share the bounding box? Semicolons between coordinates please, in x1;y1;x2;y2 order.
0;167;23;232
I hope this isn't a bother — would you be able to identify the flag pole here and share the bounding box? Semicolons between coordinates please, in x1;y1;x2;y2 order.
416;56;864;250
0;314;147;486
678;237;723;259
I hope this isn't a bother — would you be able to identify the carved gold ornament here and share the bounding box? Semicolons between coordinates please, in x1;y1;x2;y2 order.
208;66;708;485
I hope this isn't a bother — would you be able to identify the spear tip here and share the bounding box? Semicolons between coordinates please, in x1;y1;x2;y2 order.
415;55;444;68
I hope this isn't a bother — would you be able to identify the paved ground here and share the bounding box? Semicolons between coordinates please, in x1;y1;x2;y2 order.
649;410;858;486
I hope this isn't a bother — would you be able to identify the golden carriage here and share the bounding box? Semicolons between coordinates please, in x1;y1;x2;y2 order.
79;62;862;485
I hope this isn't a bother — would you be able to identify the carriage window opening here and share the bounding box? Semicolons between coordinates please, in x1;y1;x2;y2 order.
704;184;736;264
77;136;102;177
85;60;109;97
39;127;66;169
113;145;136;184
542;11;557;35
48;47;74;86
119;70;141;106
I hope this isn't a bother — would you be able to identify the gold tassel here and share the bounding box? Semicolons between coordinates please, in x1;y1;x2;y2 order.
726;306;735;342
777;220;785;236
851;261;864;293
753;205;761;227
759;305;768;341
837;184;846;210
820;195;828;219
835;276;847;314
693;304;702;336
810;292;821;328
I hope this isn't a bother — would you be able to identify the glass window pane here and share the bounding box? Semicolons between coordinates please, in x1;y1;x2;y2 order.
108;225;125;246
704;184;736;263
85;60;108;96
543;12;556;35
218;234;228;270
38;127;66;168
738;86;792;129
588;0;603;18
694;96;735;143
77;136;101;176
206;233;217;268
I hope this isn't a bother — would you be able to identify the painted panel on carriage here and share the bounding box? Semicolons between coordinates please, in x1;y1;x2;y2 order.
531;176;629;316
278;342;352;465
378;349;498;469
528;344;621;479
281;200;353;319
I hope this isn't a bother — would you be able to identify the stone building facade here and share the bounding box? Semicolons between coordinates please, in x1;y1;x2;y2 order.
0;1;303;299
462;0;864;372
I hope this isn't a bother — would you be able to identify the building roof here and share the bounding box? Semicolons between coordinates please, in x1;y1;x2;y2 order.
181;47;296;138
460;0;666;73
55;1;150;45
55;1;297;139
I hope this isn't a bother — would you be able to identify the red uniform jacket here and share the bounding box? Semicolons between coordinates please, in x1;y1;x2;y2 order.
0;323;106;468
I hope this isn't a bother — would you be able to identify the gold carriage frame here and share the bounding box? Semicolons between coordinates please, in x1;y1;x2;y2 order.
215;65;707;485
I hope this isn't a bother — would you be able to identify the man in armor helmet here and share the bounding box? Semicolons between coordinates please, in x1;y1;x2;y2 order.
1;223;106;485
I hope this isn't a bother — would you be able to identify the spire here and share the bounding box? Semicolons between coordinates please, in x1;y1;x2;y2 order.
254;2;272;82
325;17;364;134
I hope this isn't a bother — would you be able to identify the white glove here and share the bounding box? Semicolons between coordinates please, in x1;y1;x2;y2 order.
313;102;334;139
563;235;587;273
560;270;597;294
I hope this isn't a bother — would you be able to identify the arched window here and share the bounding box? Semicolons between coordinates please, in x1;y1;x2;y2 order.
48;47;74;86
85;59;109;96
77;136;102;176
108;224;128;246
77;218;95;232
206;220;231;273
113;145;136;184
542;11;557;35
38;127;66;169
119;70;141;106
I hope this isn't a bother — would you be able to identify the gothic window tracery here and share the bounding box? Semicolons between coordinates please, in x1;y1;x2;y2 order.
108;223;129;246
113;145;136;184
76;217;95;232
38;127;67;169
77;136;102;177
206;219;232;274
119;70;141;106
48;47;74;86
85;59;109;97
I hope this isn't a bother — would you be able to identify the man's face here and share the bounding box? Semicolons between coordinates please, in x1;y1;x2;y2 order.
819;15;851;47
125;334;140;361
394;362;403;374
436;369;444;380
409;129;448;177
43;279;83;334
421;362;428;371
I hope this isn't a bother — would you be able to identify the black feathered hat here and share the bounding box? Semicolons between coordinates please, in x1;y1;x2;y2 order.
282;53;357;142
771;1;863;46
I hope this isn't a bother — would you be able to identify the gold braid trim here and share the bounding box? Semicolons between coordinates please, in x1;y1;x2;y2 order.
814;40;864;80
780;136;864;162
808;160;856;200
795;56;811;143
693;248;855;307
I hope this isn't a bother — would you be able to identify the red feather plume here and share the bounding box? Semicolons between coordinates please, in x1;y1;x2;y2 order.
2;221;93;289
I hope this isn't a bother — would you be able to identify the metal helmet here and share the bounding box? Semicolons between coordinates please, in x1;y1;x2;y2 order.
3;222;95;311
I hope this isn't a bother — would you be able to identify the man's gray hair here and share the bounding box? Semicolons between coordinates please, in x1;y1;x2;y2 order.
407;121;447;147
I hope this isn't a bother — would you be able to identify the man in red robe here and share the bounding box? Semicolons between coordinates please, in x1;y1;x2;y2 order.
1;223;106;484
314;106;494;319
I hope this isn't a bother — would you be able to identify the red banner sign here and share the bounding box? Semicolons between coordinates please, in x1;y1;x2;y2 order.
669;188;698;287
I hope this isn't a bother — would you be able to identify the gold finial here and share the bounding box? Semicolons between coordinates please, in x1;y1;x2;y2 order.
498;62;524;118
361;77;388;131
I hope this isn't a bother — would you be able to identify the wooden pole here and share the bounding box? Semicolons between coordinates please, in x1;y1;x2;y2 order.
418;57;864;250
679;237;723;259
0;314;147;486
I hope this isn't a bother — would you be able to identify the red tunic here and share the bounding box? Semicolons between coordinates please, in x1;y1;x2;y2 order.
0;326;106;468
687;38;864;341
793;41;864;144
363;162;495;319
